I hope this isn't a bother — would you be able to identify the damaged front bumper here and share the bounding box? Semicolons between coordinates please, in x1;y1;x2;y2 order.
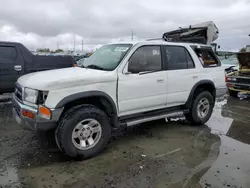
12;94;63;131
227;83;250;94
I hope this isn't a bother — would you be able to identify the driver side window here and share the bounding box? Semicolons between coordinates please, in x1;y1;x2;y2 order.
128;46;162;74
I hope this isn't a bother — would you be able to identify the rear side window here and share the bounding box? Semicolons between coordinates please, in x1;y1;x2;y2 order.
195;49;220;67
164;46;195;70
0;46;17;61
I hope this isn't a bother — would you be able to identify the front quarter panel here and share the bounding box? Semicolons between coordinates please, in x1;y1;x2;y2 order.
44;81;117;109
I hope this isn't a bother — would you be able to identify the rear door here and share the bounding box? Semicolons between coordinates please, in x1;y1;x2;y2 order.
0;45;24;93
163;45;199;107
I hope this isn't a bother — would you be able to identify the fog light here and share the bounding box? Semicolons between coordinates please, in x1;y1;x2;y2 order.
38;105;51;120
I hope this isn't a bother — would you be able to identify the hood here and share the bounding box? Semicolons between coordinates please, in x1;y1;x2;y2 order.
17;67;116;90
162;21;219;45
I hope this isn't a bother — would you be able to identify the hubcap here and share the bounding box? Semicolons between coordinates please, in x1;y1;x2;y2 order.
72;119;102;150
197;98;210;119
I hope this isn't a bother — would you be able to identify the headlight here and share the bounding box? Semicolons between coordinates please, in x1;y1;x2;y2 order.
227;77;237;81
23;88;38;103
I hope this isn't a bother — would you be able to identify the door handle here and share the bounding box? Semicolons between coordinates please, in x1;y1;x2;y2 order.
14;65;22;72
157;79;164;83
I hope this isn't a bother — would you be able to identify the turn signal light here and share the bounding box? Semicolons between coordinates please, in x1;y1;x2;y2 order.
38;106;51;120
21;110;35;119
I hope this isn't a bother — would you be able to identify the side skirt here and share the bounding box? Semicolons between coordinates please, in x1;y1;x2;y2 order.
119;106;189;127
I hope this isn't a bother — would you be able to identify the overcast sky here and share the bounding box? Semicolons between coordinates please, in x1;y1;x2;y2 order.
0;0;250;51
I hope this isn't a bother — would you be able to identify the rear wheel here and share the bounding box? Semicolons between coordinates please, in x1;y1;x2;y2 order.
56;104;111;159
185;91;214;125
228;89;238;98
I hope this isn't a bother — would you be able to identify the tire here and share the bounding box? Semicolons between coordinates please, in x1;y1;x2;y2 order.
228;89;238;98
185;91;214;125
55;104;111;159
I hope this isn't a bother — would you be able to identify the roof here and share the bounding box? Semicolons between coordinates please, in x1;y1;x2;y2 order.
111;40;211;48
0;41;22;45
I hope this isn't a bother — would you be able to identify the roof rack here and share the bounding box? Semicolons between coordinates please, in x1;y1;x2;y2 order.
146;38;163;41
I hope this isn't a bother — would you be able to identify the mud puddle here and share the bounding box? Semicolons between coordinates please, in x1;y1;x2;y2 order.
1;96;250;188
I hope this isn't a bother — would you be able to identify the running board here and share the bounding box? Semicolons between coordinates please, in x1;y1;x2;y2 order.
121;111;185;127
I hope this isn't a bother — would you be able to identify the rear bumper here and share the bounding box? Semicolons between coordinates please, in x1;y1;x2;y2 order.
12;94;63;131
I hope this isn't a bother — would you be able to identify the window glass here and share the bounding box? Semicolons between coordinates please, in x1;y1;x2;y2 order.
0;46;17;61
164;46;188;70
128;46;162;74
83;44;132;71
195;49;219;67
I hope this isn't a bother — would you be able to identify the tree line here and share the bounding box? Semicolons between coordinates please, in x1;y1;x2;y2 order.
37;48;64;53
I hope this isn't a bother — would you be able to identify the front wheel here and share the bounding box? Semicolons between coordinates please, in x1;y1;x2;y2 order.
185;91;214;125
56;104;111;159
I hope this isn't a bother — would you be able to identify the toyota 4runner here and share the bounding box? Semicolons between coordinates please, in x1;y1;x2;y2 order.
12;40;225;158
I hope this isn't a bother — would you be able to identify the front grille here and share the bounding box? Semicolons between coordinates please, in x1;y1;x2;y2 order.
233;84;250;90
15;83;23;102
236;78;250;85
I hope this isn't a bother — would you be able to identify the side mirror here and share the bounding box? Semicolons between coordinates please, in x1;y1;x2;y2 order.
218;45;221;49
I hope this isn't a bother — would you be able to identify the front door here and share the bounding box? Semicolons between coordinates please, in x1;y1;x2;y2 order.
0;45;24;94
118;45;167;116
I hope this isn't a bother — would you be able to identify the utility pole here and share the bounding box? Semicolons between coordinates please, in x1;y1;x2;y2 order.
131;30;134;41
73;35;76;52
81;40;84;52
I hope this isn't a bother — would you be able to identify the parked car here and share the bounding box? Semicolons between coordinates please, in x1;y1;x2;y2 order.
12;39;225;159
225;49;250;97
0;41;76;94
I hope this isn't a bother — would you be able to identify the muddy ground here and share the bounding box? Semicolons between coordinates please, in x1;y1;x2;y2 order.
1;95;250;188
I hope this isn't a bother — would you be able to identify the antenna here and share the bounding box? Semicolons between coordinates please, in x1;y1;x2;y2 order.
131;30;134;41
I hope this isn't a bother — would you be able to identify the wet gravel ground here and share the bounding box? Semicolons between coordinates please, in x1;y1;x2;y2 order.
1;95;250;188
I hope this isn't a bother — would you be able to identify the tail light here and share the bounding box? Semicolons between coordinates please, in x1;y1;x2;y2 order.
225;75;228;82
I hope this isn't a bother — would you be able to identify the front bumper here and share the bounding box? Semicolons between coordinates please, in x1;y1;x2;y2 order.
12;94;63;131
227;82;250;93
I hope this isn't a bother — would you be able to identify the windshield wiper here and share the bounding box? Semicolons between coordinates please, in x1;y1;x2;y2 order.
86;64;104;70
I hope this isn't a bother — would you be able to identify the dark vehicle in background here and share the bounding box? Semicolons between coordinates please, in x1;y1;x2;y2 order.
0;42;76;94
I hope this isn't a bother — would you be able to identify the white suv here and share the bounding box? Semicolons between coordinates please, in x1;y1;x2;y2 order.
12;40;225;158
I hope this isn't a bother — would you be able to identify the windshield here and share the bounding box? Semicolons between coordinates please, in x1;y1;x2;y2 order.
83;44;132;71
77;58;85;67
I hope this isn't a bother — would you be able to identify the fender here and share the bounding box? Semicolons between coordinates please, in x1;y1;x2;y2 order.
185;80;216;108
55;91;117;114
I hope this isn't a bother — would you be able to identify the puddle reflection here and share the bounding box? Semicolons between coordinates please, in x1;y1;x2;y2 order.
201;97;250;188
